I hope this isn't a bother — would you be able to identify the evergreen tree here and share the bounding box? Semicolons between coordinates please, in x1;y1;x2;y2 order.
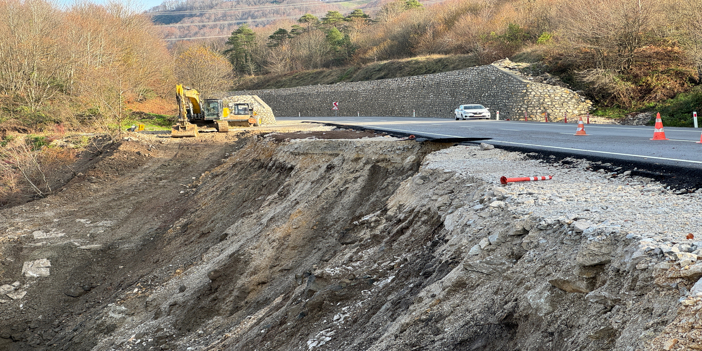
346;9;370;20
268;28;291;47
326;27;344;47
224;24;258;76
290;25;305;37
298;14;319;32
326;27;355;65
322;11;345;27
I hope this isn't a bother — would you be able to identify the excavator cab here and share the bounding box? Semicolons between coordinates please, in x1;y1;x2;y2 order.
232;103;251;116
217;102;258;130
203;99;229;120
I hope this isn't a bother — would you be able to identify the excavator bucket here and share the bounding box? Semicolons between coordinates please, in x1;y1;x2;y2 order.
171;123;199;138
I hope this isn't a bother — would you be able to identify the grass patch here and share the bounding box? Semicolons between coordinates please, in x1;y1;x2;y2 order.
591;107;630;120
121;111;174;131
28;135;52;149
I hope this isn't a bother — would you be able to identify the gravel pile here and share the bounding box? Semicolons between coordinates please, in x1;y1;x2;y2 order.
424;143;702;266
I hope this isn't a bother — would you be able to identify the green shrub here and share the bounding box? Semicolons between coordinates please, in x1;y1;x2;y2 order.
655;86;702;127
536;32;552;45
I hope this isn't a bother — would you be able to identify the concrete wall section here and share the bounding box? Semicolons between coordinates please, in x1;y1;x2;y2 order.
233;64;591;120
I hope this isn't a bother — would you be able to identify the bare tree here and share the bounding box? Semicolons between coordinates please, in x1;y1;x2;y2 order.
0;0;70;113
266;42;295;74
292;30;332;69
175;45;234;96
557;0;658;72
0;138;51;198
662;0;702;77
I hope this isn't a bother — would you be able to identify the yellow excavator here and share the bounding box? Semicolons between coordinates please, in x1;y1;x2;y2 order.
172;84;259;137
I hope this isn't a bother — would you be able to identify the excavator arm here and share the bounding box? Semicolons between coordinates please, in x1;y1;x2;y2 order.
171;84;199;137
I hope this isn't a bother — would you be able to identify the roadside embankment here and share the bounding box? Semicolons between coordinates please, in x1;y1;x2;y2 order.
234;63;592;121
0;124;699;350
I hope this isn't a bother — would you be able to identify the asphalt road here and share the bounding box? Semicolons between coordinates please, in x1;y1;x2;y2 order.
280;117;702;172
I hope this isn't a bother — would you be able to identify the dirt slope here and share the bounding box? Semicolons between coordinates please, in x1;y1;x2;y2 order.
0;124;695;351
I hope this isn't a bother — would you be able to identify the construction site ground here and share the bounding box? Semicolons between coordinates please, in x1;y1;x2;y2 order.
0;121;701;351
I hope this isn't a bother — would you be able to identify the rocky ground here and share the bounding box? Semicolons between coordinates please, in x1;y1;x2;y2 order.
0;121;700;350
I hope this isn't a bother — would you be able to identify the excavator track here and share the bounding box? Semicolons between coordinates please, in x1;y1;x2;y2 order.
216;120;229;133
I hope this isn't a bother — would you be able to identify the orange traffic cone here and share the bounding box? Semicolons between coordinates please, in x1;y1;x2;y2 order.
574;117;587;135
697;132;702;144
651;112;669;140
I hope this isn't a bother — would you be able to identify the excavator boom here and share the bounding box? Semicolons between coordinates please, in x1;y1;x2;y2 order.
171;84;199;138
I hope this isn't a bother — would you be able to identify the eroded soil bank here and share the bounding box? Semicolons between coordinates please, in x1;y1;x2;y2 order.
0;124;698;350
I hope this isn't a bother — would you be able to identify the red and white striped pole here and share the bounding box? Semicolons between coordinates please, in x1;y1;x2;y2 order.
500;175;553;184
564;112;567;123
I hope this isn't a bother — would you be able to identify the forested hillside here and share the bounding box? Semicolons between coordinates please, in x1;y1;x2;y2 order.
215;0;702;113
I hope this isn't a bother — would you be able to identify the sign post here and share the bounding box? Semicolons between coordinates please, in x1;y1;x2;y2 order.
332;101;339;117
694;111;698;128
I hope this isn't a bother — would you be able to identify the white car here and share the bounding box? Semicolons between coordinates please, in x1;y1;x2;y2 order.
455;104;491;120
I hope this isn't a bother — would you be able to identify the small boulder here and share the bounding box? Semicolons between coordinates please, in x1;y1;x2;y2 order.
525;284;555;317
572;220;592;234
493;187;508;200
479;237;491;249
681;263;702;280
6;290;26;300
690;278;702;297
576;237;613;266
549;278;593;293
468;244;482;256
22;259;51;278
0;285;14;295
489;201;506;209
509;222;528;236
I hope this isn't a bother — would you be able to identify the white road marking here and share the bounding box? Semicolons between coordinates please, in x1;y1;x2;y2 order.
491;140;702;164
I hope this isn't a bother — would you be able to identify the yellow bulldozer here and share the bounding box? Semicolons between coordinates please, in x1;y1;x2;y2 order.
172;84;260;137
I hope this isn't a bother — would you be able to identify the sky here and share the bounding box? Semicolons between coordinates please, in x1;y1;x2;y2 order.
56;0;165;12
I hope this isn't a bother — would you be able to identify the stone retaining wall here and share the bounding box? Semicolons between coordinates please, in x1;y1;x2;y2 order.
233;63;592;120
